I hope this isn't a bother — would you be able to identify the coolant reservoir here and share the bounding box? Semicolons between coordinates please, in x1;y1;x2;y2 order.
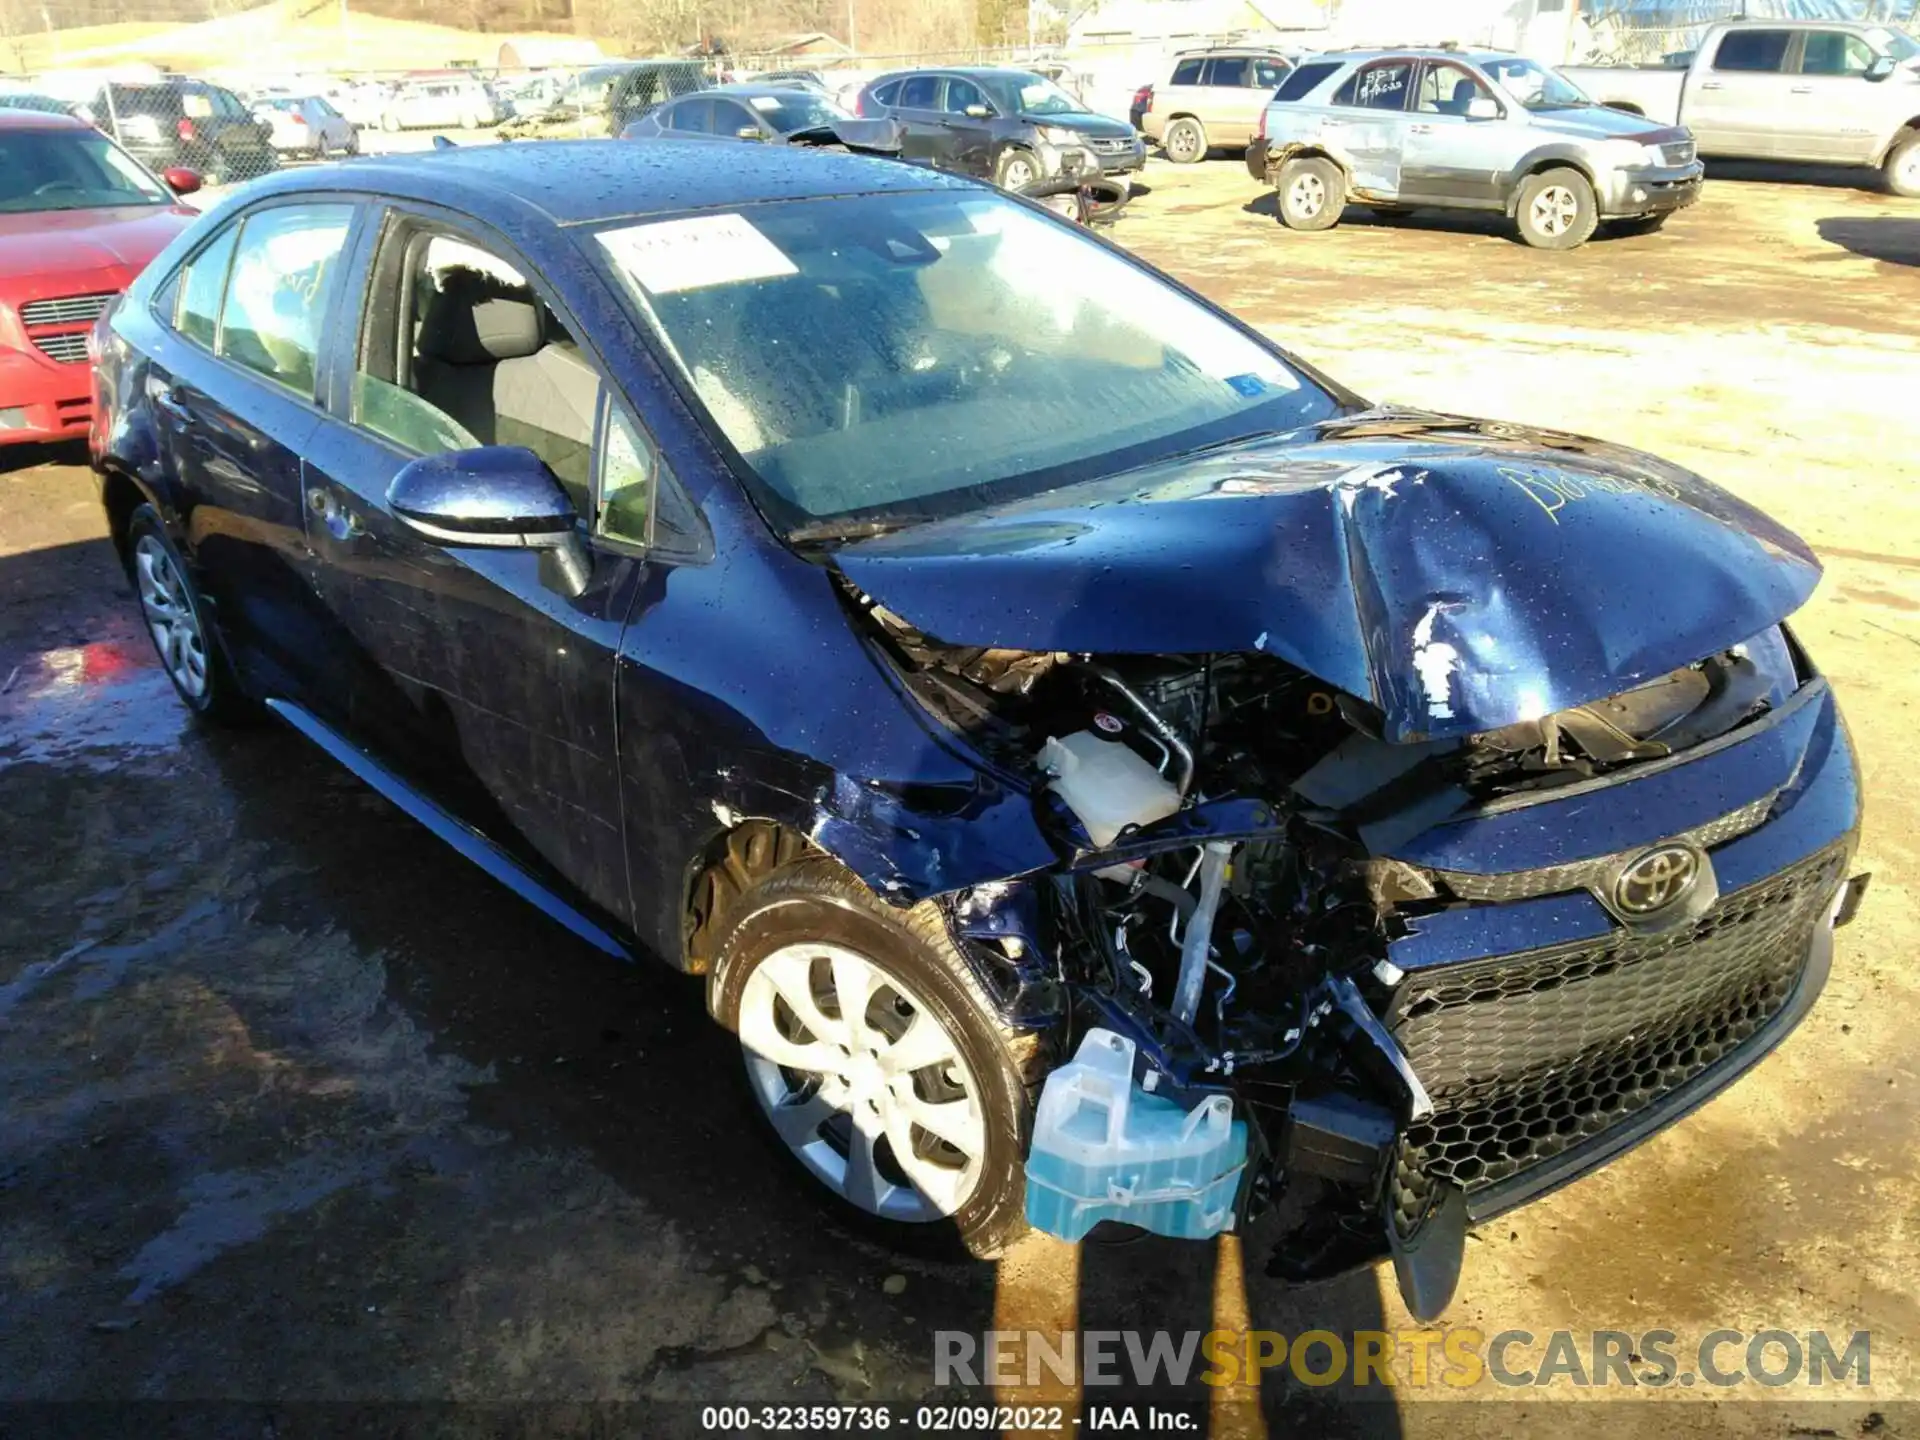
1040;731;1181;847
1025;1028;1249;1242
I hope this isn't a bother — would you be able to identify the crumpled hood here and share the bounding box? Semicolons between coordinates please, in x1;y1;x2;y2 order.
1526;104;1685;145
831;409;1821;743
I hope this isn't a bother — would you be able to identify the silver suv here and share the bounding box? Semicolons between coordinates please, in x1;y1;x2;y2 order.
1257;48;1705;249
1142;46;1294;163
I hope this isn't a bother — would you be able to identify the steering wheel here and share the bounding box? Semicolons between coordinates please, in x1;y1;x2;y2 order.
32;180;85;196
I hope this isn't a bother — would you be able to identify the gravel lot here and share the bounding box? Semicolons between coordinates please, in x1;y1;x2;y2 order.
2;148;1916;1438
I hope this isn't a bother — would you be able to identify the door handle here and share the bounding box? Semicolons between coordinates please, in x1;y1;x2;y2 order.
1789;85;1813;94
1698;80;1724;90
306;485;363;540
1409;123;1436;134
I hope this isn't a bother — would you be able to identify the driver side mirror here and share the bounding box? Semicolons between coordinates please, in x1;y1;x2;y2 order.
964;103;992;118
736;124;764;140
388;445;592;596
1466;96;1502;120
162;166;201;195
1867;54;1897;80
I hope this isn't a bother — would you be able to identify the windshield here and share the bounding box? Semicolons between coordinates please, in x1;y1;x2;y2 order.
1011;76;1083;116
1480;57;1591;110
0;128;170;213
1867;27;1920;62
593;191;1337;530
748;93;850;132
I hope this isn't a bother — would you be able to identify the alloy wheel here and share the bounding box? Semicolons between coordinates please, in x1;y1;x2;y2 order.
1288;171;1326;218
1167;123;1201;162
1002;156;1036;190
1530;184;1578;237
738;941;986;1221
133;534;208;699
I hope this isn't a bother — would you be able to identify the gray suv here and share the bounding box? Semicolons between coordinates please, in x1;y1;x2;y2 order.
1257;49;1705;249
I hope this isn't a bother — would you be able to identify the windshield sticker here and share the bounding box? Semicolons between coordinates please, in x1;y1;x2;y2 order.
748;95;781;111
1226;373;1268;397
598;213;798;294
1359;68;1405;102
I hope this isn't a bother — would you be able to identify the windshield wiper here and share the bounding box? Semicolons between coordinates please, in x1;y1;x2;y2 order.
786;514;935;546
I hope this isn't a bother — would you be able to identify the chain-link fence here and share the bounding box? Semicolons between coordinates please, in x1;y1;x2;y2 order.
1569;7;1920;65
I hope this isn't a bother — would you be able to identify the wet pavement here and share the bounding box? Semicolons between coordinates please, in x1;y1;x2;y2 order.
3;155;1918;1437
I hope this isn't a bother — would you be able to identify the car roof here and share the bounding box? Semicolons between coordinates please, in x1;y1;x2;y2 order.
241;137;974;226
703;83;829;99
0;109;87;131
873;66;1041;83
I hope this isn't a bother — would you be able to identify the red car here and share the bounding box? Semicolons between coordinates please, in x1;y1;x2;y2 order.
0;110;200;447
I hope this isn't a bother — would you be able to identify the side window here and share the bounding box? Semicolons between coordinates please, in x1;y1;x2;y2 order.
596;404;655;545
1799;31;1873;76
352;228;600;514
1169;58;1204;85
712;99;757;137
1251;57;1288;89
1417;62;1495;115
1713;30;1792;73
1276;60;1342;101
217;203;352;396
173;221;240;347
1200;58;1249;86
899;74;939;108
668;98;713;133
1333;59;1414;110
944;77;988;114
872;79;901;106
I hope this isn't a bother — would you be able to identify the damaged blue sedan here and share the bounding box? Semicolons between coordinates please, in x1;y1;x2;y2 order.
91;141;1865;1317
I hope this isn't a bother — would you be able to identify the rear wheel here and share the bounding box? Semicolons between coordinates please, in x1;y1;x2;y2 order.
1516;167;1598;249
124;505;255;724
1886;131;1920;199
1162;116;1206;164
711;857;1047;1258
1275;156;1343;230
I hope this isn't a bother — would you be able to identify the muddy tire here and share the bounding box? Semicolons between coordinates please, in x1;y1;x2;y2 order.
1275;155;1343;231
1516;167;1598;250
123;505;256;724
994;147;1041;192
709;857;1049;1259
1162;116;1206;164
1886;131;1920;199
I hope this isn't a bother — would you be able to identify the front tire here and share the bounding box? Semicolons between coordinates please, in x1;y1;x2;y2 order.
1162;116;1206;164
994;147;1040;191
710;858;1047;1258
124;505;255;724
1885;131;1920;199
1516;167;1598;249
1275;156;1343;230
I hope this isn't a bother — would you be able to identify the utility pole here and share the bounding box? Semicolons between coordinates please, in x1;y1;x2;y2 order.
847;0;857;55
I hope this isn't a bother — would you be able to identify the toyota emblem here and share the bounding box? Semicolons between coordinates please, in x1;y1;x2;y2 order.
1614;845;1702;915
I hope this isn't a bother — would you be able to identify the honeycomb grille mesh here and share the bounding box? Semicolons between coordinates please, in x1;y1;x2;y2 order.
1389;844;1844;1224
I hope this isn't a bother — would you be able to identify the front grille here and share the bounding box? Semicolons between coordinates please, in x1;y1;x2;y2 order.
30;333;90;364
1388;843;1844;1228
1088;136;1135;155
1660;139;1696;166
20;292;114;327
1435;792;1776;904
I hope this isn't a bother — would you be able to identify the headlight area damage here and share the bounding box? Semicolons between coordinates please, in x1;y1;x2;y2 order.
781;414;1866;1319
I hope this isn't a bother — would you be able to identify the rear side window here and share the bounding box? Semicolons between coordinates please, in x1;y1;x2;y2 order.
1276;60;1342;101
1251;57;1289;88
1333;59;1415;110
216;202;353;397
1169;58;1204;85
872;79;901;106
1713;30;1791;72
668;98;713;133
899;74;939;108
174;222;240;347
1200;58;1249;86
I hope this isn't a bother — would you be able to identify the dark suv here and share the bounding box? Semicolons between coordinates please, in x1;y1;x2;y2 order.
856;66;1145;190
91;81;277;185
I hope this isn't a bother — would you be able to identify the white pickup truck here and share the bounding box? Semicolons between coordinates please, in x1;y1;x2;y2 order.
1562;19;1920;196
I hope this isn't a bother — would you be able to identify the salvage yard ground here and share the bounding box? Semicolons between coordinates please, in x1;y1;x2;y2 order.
1;153;1916;1436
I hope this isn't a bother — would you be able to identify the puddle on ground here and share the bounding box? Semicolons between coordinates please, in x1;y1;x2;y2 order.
0;621;187;771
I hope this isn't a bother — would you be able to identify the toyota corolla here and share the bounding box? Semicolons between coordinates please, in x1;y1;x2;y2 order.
90;141;1865;1316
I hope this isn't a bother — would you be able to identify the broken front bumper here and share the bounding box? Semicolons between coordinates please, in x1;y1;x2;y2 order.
1600;158;1705;217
